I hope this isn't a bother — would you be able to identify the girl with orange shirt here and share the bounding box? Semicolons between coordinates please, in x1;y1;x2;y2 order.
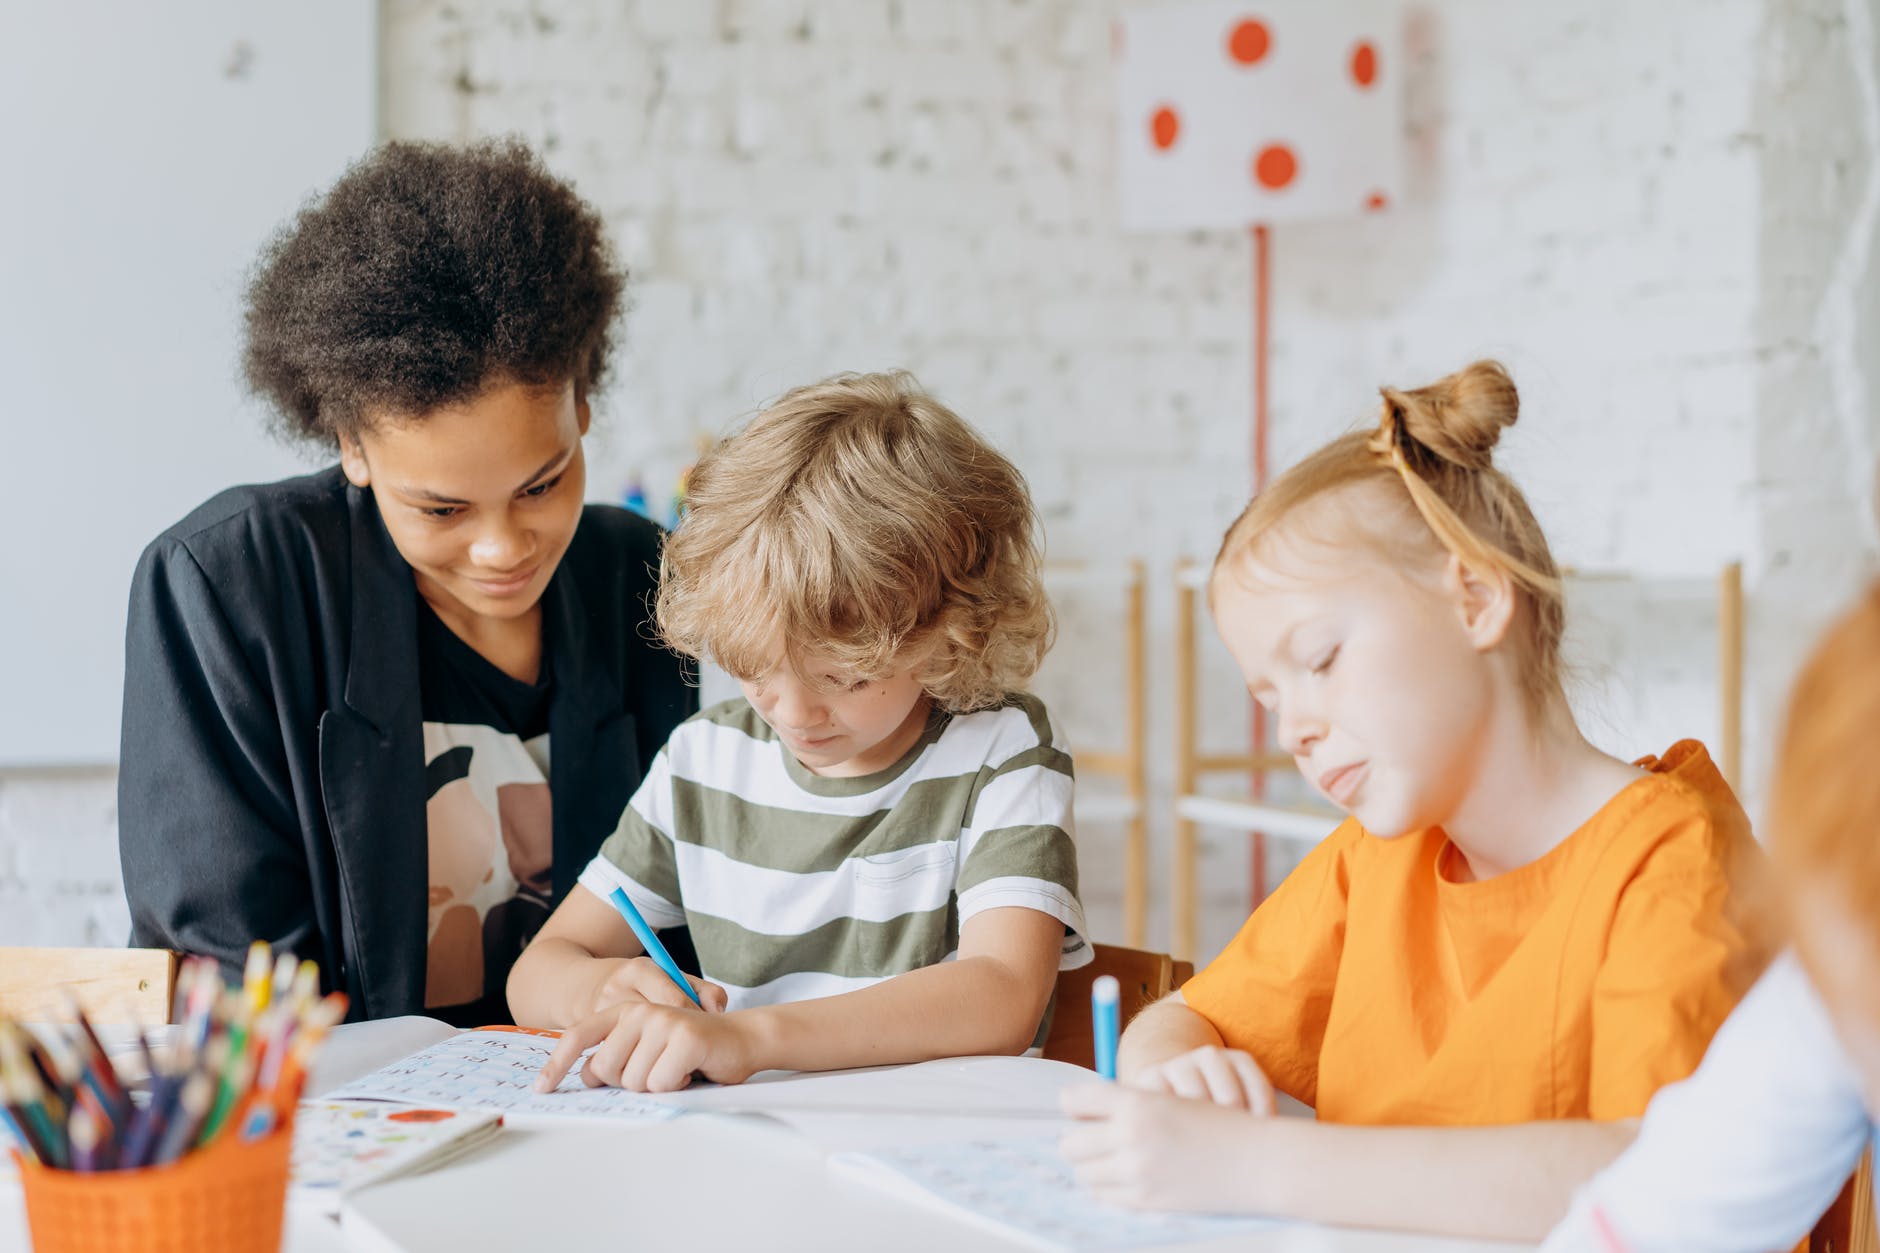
1060;361;1773;1242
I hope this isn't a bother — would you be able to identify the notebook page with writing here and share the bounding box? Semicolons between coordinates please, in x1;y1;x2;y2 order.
323;1028;683;1120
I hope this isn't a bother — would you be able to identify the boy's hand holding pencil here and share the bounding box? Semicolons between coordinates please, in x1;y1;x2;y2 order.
582;955;729;1017
530;884;741;1094
533;1001;756;1094
587;886;727;1016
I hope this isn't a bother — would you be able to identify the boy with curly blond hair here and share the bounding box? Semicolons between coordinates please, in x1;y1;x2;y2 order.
509;371;1090;1092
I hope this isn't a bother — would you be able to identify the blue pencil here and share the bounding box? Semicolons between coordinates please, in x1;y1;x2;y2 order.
150;1070;213;1166
1091;975;1120;1081
120;1070;181;1168
0;1101;37;1164
605;887;703;1008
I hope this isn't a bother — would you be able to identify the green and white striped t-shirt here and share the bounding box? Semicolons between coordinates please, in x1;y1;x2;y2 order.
578;693;1091;1012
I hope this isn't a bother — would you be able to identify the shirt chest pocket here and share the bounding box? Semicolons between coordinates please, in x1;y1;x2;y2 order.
849;842;960;916
845;842;961;971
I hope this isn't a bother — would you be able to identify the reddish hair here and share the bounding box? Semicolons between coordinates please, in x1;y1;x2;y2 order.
1214;360;1565;707
1772;582;1880;927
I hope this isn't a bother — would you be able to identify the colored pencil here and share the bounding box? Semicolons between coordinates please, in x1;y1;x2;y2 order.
63;997;130;1129
243;942;274;1015
1;1045;64;1169
119;1067;181;1169
0;1070;51;1166
605;886;703;1007
0;1025;67;1130
199;1042;256;1147
0;941;339;1173
150;1070;214;1166
1091;975;1120;1081
66;1102;100;1173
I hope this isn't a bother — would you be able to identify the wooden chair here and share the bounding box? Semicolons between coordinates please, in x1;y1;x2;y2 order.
1043;943;1193;1071
1812;1152;1877;1253
0;947;176;1024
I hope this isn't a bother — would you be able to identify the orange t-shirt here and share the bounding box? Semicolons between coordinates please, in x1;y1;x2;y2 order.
1181;740;1771;1126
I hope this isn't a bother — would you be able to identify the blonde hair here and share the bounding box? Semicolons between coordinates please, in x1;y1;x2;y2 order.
1214;360;1566;706
1772;582;1880;922
655;371;1053;712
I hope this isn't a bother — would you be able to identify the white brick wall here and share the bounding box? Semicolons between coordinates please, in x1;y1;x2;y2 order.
1749;0;1880;791
6;0;1878;964
0;769;127;946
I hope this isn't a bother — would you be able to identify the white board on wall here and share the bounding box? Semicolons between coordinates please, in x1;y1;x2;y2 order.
0;4;376;765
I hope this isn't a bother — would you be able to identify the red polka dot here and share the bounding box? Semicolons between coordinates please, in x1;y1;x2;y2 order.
1111;20;1123;58
1227;18;1270;65
1149;106;1181;150
1365;190;1389;211
1351;41;1379;87
1253;144;1297;190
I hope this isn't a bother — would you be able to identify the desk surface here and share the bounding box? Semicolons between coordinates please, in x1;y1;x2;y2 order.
0;1020;1536;1253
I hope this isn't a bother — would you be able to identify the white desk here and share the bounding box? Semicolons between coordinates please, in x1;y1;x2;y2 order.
0;1020;1536;1252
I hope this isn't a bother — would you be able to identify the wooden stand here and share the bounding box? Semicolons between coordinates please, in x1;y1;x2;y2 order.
1043;561;1150;947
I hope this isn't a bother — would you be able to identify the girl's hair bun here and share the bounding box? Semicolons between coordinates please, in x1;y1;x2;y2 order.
1378;359;1518;472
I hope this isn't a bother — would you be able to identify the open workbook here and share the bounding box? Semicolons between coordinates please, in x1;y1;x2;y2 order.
313;1016;1087;1135
314;1017;1284;1250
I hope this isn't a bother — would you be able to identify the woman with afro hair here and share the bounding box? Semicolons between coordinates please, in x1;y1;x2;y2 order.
118;141;696;1024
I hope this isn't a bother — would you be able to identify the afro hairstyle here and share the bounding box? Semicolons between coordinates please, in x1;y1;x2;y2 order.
242;138;624;445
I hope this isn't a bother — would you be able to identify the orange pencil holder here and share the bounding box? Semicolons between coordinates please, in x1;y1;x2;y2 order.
14;1119;295;1253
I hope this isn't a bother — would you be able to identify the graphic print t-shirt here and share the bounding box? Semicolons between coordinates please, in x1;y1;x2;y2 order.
418;603;554;1028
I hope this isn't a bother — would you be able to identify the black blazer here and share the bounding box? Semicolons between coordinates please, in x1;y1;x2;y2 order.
118;466;695;1020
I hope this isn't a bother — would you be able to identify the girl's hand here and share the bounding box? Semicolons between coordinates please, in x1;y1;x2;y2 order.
1127;1044;1276;1114
584;957;728;1016
533;1002;756;1094
1059;1083;1269;1213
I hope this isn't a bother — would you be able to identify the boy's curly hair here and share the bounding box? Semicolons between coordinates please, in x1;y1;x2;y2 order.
657;372;1054;713
242;139;624;444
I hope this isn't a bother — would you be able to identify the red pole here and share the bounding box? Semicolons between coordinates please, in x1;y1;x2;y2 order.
1250;223;1271;906
1253;224;1270;488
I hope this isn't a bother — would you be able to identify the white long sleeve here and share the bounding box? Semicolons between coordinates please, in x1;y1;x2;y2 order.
1542;952;1872;1253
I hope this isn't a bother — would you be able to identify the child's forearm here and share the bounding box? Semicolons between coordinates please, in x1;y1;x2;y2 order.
1244;1117;1640;1241
733;954;1051;1075
1116;995;1225;1079
506;936;605;1027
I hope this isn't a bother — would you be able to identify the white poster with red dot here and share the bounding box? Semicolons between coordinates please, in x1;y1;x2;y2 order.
1116;2;1403;231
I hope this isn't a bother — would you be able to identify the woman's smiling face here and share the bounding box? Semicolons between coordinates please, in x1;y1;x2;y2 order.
340;378;589;629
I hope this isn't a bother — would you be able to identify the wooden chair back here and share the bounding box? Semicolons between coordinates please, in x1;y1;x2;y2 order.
1044;942;1193;1070
1813;1152;1877;1253
0;947;176;1024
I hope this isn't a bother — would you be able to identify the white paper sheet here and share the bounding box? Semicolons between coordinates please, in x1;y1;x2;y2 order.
678;1054;1085;1151
836;1135;1279;1251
